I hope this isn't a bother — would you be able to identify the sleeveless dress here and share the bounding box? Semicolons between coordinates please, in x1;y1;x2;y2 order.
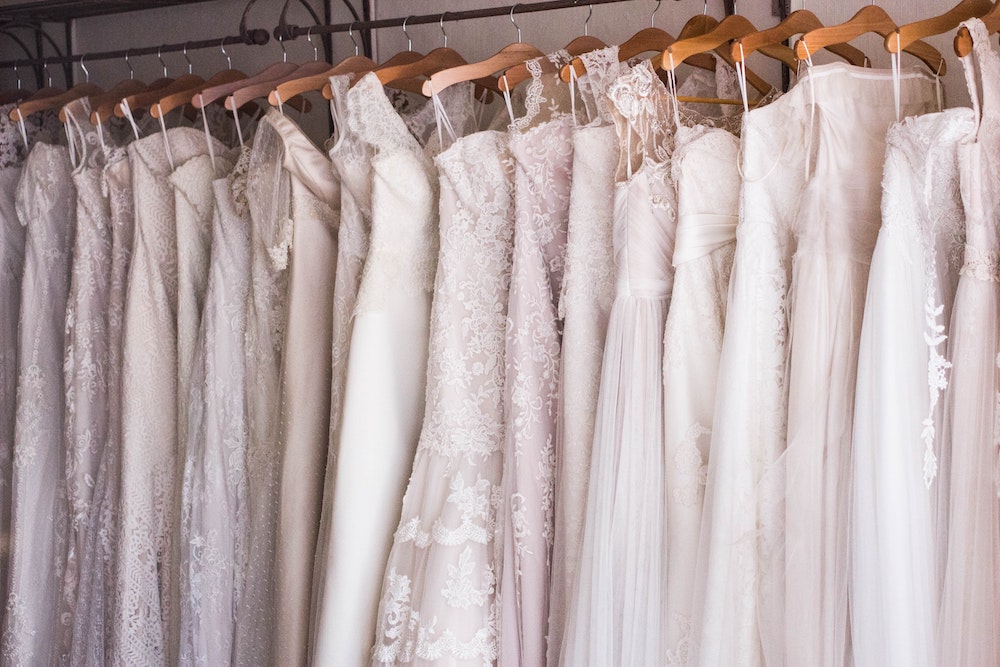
312;74;474;667
60;98;119;662
851;105;973;666
177;145;252;667
937;18;1000;666
0;105;59;633
309;72;374;665
560;60;678;667
370;115;515;667
267;109;340;667
115;126;225;666
499;52;575;667
661;78;741;664
2;136;75;667
782;62;936;667
69;134;138;666
235;114;290;667
547;46;624;667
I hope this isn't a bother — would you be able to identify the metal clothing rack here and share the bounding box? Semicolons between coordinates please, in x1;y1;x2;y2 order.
0;0;639;69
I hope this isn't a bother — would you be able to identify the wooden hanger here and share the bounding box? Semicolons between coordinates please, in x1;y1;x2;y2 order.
794;5;947;74
953;0;1000;57
13;74;101;123
889;0;990;58
425;6;544;96
374;46;501;102
226;53;329;111
277;55;377;103
114;73;202;117
732;10;868;67
658;14;783;95
501;34;606;91
9;60;66;120
87;51;176;125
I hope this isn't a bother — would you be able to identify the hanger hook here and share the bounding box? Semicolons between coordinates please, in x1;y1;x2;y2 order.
278;34;287;63
220;39;232;70
703;0;708;15
651;0;662;27
183;42;193;74
439;12;449;48
306;26;318;60
574;0;593;36
157;46;168;78
125;49;134;79
79;54;89;82
13;64;21;91
402;16;413;52
42;58;52;88
510;4;522;43
349;22;359;56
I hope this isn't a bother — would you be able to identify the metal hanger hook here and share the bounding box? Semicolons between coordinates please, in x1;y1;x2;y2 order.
79;54;89;82
510;4;522;43
42;58;52;88
402;16;413;52
125;49;134;79
574;0;593;36
349;22;360;56
651;0;662;27
703;0;708;15
439;12;449;48
13;64;21;91
278;35;287;63
183;42;193;74
157;46;168;78
220;39;232;70
306;27;318;60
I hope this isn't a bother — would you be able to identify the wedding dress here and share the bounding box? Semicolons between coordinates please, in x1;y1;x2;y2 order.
661;78;741;664
783;62;936;667
370;109;515;667
499;52;574;667
311;74;475;666
177;145;251;666
268;109;340;667
0;105;60;625
547;46;624;667
560;60;678;667
937;18;1000;666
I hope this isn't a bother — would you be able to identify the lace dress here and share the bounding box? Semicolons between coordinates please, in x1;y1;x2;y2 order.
782;63;936;667
309;73;374;665
234;115;290;667
115;126;223;666
498;53;575;667
661;93;741;665
177;146;252;667
0;105;60;623
3;138;75;666
69;137;136;666
560;60;679;667
937;18;1000;666
268;109;340;667
310;74;474;667
547;47;624;667
370;121;516;666
58;99;118;661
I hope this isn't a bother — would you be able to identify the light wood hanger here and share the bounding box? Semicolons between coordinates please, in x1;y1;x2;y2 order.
732;9;868;68
889;0;990;57
86;52;173;124
150;41;261;118
658;14;784;95
794;5;947;74
225;36;329;111
375;47;501;101
9;60;66;120
13;55;102;122
953;0;1000;56
422;6;544;96
115;73;202;117
274;23;379;102
502;3;606;91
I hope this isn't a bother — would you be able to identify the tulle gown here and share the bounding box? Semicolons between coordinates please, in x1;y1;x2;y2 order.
560;60;678;667
851;105;973;667
661;106;740;663
937;17;1000;666
547;45;624;666
782;62;936;667
370;104;515;667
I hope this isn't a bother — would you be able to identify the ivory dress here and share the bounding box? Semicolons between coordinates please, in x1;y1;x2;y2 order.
268;109;340;667
782;63;935;667
547;46;623;667
560;60;679;667
3;136;75;667
937;18;1000;666
370;108;515;667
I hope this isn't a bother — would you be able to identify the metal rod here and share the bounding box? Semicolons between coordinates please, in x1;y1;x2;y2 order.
285;0;636;38
0;31;270;69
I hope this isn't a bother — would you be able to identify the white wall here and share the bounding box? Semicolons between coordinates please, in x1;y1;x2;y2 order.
0;0;981;142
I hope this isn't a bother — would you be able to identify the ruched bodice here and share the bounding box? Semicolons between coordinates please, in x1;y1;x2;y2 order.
612;170;676;298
